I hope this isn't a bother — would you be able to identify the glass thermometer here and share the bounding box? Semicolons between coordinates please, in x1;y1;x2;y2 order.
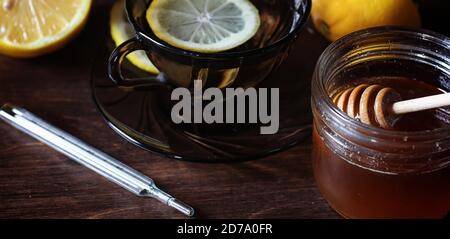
0;104;194;217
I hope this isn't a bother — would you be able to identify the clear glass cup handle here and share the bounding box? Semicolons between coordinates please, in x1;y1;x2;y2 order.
108;37;167;88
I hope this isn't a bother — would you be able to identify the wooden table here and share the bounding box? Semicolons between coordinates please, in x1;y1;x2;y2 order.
0;0;447;219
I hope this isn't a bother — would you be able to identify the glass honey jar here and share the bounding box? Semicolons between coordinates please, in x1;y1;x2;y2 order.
311;27;450;218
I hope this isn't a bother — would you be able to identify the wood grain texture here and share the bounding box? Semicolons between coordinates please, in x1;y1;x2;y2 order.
0;0;446;219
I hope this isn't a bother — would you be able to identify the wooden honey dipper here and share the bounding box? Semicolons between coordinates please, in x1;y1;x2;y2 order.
333;84;450;129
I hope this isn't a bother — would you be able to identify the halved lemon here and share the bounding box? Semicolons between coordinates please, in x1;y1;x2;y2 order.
146;0;261;53
0;0;92;58
110;0;159;74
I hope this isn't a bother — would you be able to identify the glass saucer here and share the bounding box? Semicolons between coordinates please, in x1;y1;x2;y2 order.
91;28;328;163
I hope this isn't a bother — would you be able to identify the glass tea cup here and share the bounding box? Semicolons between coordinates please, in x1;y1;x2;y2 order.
108;0;311;89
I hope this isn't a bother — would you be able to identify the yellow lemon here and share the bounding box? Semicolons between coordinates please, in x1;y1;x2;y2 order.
0;0;92;58
146;0;261;53
311;0;421;41
110;0;159;74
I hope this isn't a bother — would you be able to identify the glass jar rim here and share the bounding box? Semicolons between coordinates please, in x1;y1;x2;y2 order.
315;26;450;140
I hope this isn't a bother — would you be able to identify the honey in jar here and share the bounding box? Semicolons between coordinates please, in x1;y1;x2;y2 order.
311;27;450;218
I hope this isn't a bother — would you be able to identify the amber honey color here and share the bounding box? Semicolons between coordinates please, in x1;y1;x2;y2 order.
313;77;450;218
313;130;450;218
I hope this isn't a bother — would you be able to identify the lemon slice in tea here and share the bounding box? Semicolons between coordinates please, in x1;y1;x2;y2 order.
146;0;260;53
0;0;92;58
110;0;159;74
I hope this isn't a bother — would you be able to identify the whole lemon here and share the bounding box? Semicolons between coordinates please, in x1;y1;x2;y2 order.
311;0;421;41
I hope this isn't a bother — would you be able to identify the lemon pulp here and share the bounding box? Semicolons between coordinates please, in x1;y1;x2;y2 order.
0;0;92;57
146;0;261;53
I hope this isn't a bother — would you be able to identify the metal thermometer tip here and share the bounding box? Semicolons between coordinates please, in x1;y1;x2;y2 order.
0;103;195;217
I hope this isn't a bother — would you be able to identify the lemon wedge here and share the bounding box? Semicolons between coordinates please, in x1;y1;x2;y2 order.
0;0;92;58
110;0;159;74
146;0;260;53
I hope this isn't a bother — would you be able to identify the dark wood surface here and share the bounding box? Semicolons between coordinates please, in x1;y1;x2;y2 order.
0;0;446;219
